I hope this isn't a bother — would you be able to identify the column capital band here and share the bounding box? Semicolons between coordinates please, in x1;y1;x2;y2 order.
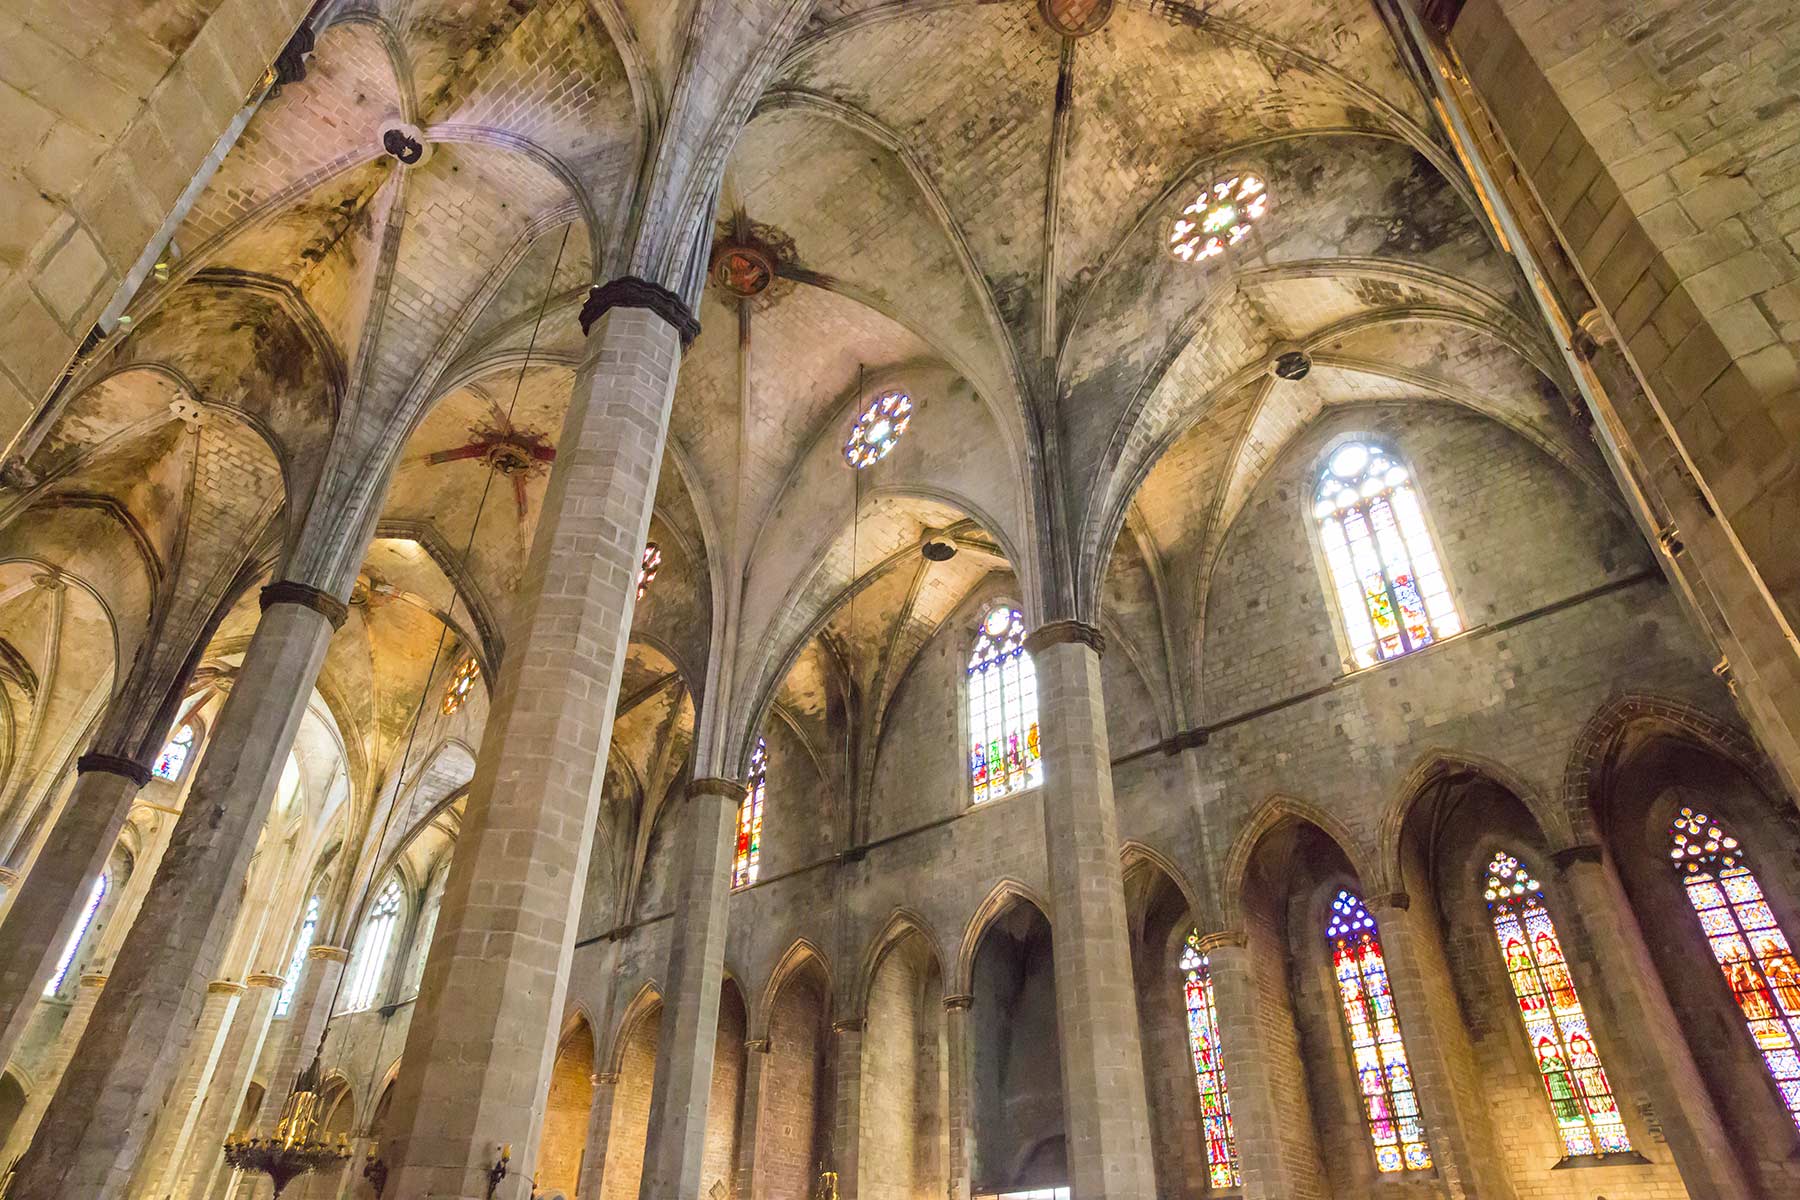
260;581;350;630
690;776;748;802
1023;619;1105;657
206;979;247;996
1551;843;1604;870
595;1071;621;1085
942;993;975;1012
245;972;287;990
744;1036;772;1053
76;752;153;788
1193;930;1247;953
579;275;701;348
307;944;351;963
78;973;108;988
831;1017;865;1035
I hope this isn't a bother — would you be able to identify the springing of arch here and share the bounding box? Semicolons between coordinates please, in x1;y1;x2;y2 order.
1670;807;1800;1130
277;894;321;1018
732;736;767;890
1483;852;1632;1156
1312;439;1460;668
967;604;1040;803
342;877;404;1012
152;723;196;782
1178;929;1240;1188
44;873;107;996
1325;889;1430;1173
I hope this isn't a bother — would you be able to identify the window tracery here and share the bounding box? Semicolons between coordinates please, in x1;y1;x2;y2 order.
1484;852;1632;1156
844;391;913;469
1313;441;1460;668
967;605;1041;803
732;736;767;890
342;877;404;1012
1671;807;1800;1129
1168;172;1269;263
276;894;320;1018
1326;889;1431;1173
152;723;196;782
45;872;107;996
1179;930;1240;1188
637;542;662;600
441;657;479;716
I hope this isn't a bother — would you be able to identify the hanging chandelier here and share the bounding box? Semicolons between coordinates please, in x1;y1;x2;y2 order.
221;1057;350;1196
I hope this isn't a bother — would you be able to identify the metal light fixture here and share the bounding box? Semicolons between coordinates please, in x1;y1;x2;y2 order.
221;1057;350;1196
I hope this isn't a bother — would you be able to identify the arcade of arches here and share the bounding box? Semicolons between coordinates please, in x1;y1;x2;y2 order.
0;1;1797;1198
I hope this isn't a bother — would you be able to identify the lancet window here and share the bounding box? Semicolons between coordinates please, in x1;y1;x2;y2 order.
1326;890;1431;1172
968;605;1041;803
1179;930;1241;1187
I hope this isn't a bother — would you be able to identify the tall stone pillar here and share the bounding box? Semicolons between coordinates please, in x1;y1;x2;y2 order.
1200;935;1326;1199
575;1071;619;1200
7;582;346;1200
256;945;349;1135
828;1019;864;1199
0;971;105;1164
177;972;285;1200
941;995;973;1200
0;757;147;1066
1023;621;1154;1199
639;778;740;1200
1554;847;1753;1198
380;280;694;1199
1364;894;1511;1200
733;1038;770;1200
132;979;246;1196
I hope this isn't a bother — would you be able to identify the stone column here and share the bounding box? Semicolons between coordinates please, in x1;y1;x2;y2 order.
7;582;346;1200
639;778;740;1200
1364;894;1509;1200
132;979;246;1196
828;1019;863;1199
178;972;285;1200
0;757;148;1067
0;971;106;1164
256;945;350;1133
1023;621;1155;1199
941;995;973;1200
733;1037;770;1200
380;280;694;1199
1200;935;1326;1200
1553;847;1753;1198
575;1071;620;1200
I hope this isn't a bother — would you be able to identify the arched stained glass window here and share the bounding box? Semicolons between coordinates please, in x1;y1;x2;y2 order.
441;657;479;716
1313;442;1460;669
1326;890;1431;1173
152;723;196;781
1484;852;1632;1156
1671;807;1800;1129
45;872;107;996
1179;930;1240;1188
967;605;1041;803
342;877;403;1012
732;737;767;890
276;894;320;1018
637;542;663;600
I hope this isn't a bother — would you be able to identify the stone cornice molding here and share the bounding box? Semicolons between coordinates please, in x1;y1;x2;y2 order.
245;972;287;989
690;776;748;803
1023;620;1105;657
307;944;351;963
78;973;107;988
831;1017;865;1035
942;993;974;1012
595;1071;621;1085
207;979;247;996
1194;930;1247;953
579;276;701;348
1551;844;1604;870
745;1037;772;1053
260;581;350;630
77;752;153;788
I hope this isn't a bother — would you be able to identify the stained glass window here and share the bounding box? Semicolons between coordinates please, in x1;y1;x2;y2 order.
732;736;767;890
1484;852;1632;1156
276;894;320;1018
441;657;479;716
844;391;913;469
1168;173;1270;263
1670;807;1800;1130
44;872;107;996
342;877;403;1012
1326;890;1431;1173
1179;930;1241;1188
152;723;195;781
1313;441;1460;669
637;542;662;600
967;605;1041;803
